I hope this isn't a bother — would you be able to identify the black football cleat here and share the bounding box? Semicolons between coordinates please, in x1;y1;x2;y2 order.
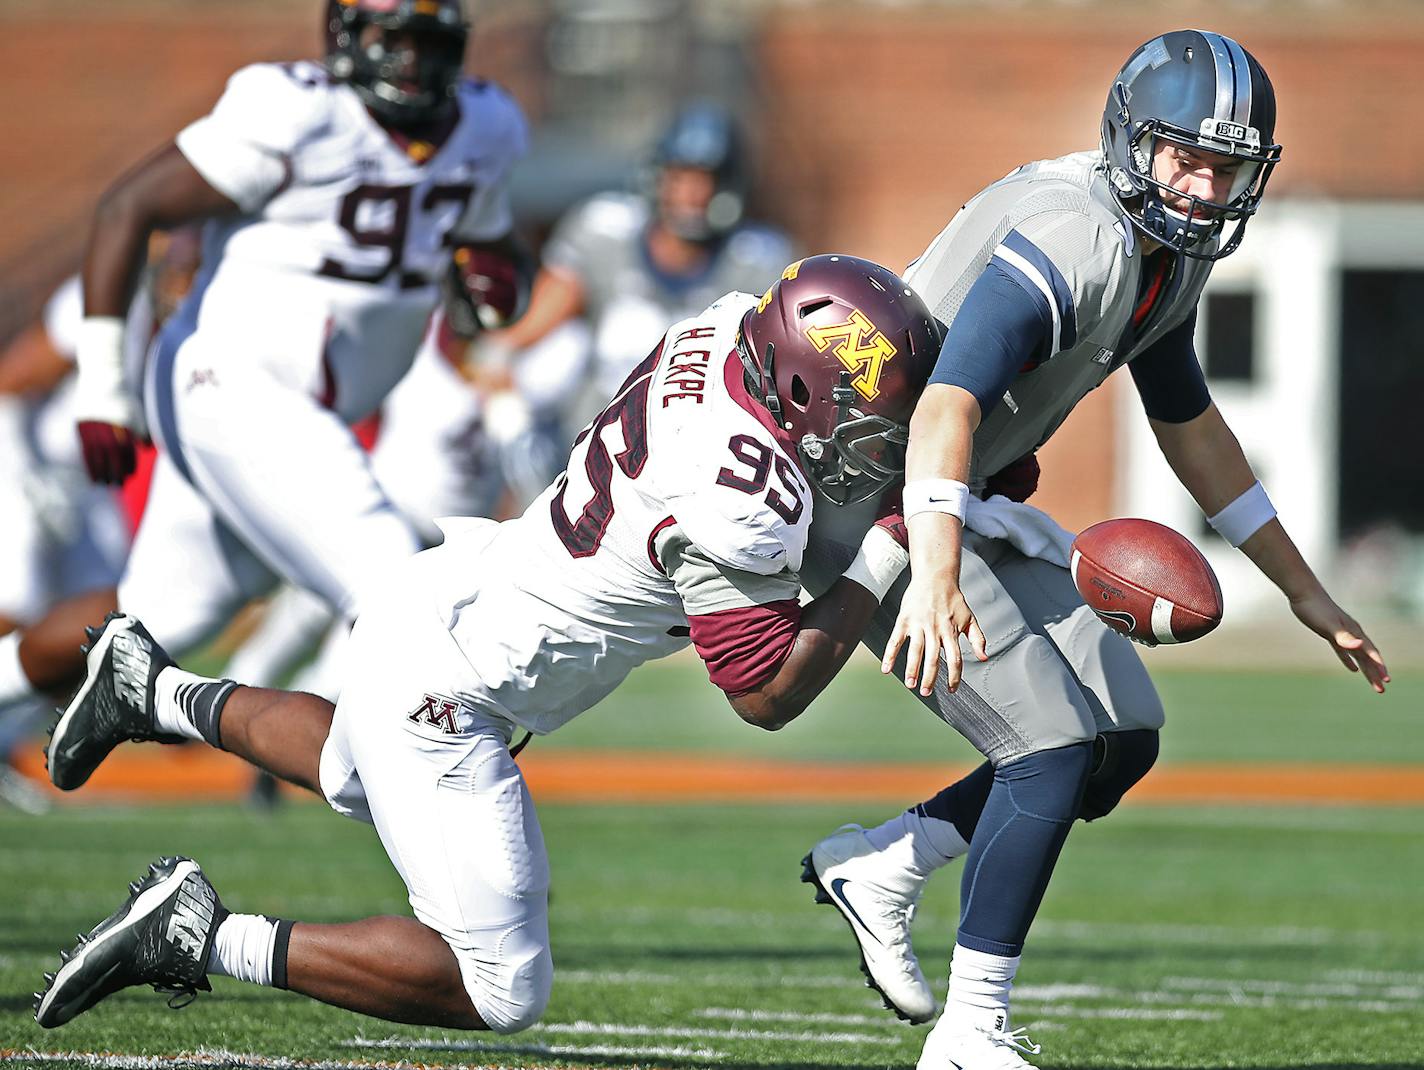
34;856;226;1028
46;612;182;791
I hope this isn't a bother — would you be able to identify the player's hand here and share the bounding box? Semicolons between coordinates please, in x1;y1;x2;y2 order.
1289;587;1390;693
882;570;987;697
72;339;146;486
446;246;521;337
76;421;140;485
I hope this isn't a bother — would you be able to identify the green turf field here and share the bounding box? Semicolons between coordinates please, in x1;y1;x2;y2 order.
1;660;1421;1069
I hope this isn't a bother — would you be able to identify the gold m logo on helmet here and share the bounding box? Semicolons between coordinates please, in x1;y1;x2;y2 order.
805;310;898;402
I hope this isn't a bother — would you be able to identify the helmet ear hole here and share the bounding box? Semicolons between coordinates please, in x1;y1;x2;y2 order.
789;374;812;411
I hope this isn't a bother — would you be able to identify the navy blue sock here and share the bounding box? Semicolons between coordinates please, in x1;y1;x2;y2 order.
956;741;1093;956
916;761;994;845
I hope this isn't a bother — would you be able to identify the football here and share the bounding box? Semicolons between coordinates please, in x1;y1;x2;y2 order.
1070;518;1223;646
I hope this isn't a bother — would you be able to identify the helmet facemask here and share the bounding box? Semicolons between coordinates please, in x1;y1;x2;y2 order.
327;2;468;130
1122;116;1281;260
737;334;909;507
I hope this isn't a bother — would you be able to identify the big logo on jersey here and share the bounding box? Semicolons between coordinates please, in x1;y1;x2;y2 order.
804;310;898;403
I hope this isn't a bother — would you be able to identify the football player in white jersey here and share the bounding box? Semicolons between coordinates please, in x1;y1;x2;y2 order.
34;255;942;1035
0;0;530;713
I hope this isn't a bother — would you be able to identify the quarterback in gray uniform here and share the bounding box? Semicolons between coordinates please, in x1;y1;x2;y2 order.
799;29;1389;1069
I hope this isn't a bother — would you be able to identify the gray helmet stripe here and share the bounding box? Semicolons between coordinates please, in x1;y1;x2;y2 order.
1221;35;1253;125
1200;31;1238;125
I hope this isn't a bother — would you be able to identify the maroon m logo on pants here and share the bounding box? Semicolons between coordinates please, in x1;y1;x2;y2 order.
407;692;461;735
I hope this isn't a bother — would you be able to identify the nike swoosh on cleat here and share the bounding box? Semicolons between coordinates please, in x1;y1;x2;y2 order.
829;878;882;946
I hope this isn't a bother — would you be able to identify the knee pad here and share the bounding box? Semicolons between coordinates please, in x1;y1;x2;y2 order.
459;937;553;1035
996;740;1094;825
1080;729;1160;821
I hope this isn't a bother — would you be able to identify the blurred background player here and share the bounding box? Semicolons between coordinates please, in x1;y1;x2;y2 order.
798;30;1388;1070
0;0;531;717
0;233;198;810
469;99;797;491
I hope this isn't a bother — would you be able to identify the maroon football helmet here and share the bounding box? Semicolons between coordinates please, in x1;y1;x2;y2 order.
738;254;942;505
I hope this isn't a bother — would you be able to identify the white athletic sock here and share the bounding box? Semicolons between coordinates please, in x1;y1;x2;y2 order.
207;913;280;985
151;667;221;742
864;809;971;878
945;943;1020;1033
0;632;38;708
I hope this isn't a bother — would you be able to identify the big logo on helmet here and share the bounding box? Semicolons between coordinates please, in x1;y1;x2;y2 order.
804;310;898;402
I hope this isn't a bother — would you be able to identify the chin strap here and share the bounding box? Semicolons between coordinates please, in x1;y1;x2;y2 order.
760;342;783;427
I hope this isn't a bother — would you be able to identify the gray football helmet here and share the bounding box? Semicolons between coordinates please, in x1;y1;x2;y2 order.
1101;30;1282;260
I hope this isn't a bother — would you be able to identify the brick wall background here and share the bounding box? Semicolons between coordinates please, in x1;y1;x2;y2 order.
4;0;1420;532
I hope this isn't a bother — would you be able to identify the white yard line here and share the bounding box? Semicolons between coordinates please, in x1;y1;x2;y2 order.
697;1007;903;1027
555;967;862;989
1159;975;1424;999
1029;1007;1223;1021
350;1036;722;1060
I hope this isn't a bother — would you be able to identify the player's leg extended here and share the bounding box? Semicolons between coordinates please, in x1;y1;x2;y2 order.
46;609;332;792
39;555;551;1034
806;537;1098;1061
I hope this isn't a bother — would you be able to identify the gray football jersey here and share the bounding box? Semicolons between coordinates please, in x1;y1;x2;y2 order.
904;150;1215;486
542;192;795;400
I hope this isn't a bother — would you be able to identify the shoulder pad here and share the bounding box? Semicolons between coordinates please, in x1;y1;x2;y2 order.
213;62;334;150
652;324;811;576
995;200;1129;348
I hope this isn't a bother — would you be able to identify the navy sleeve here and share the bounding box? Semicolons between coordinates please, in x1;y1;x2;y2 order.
927;262;1053;418
1128;309;1212;424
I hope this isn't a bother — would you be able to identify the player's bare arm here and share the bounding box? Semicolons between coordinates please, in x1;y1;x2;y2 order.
77;144;239;484
1150;403;1389;691
729;574;880;731
486;265;586;351
884;382;988;696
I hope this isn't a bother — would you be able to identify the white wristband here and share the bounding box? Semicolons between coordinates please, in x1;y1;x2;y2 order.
903;478;970;523
1207;480;1276;547
842;525;910;603
76;317;126;381
74;316;144;433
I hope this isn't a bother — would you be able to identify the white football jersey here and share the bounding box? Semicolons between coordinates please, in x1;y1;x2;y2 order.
431;291;814;734
171;61;527;422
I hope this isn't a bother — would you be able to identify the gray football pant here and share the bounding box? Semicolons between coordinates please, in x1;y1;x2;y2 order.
801;527;1164;767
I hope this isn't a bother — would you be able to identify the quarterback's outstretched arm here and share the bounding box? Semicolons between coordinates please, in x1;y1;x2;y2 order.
1150;403;1390;692
884;383;987;696
77;144;238;484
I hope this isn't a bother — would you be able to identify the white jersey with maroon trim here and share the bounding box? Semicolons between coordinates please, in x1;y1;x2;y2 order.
171;60;526;422
427;291;814;735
